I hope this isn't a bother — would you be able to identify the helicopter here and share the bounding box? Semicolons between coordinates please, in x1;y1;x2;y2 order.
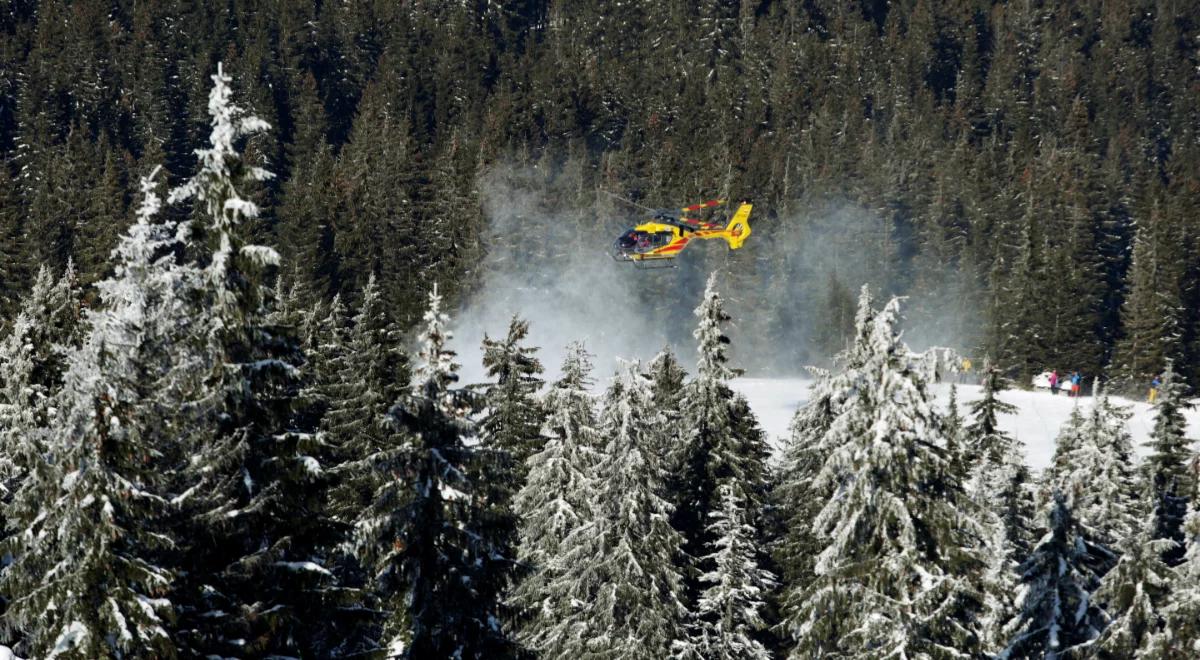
609;196;753;268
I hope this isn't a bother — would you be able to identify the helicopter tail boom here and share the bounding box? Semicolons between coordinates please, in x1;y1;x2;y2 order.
723;203;752;249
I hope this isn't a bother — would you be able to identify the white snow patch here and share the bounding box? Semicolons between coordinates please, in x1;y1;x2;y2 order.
440;483;469;502
47;621;88;659
732;378;1200;472
298;455;321;476
275;561;333;577
240;244;280;266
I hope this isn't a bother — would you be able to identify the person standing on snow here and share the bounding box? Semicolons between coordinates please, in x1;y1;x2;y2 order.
1069;372;1082;397
1149;374;1162;403
1049;369;1060;395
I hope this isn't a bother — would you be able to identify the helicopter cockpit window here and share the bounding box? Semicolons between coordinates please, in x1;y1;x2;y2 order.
617;230;640;248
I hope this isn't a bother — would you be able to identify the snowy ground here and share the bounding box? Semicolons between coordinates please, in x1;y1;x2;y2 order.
731;378;1200;472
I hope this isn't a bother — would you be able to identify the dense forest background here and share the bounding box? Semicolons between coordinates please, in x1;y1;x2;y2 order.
1;0;1198;386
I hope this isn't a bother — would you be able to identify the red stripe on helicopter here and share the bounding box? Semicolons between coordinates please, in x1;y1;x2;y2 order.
681;199;725;212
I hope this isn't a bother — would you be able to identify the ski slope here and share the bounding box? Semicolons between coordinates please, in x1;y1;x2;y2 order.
732;378;1200;472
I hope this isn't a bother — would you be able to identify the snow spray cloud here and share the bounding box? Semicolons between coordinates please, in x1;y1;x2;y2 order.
451;165;984;384
451;165;695;385
770;198;982;357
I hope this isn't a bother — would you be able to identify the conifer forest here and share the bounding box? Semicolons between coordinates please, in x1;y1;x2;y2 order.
1;1;1200;658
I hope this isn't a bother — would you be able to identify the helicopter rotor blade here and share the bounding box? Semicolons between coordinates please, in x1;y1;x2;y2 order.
600;190;656;213
681;199;726;212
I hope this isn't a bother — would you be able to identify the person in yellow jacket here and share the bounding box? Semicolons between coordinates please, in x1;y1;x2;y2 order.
959;358;973;384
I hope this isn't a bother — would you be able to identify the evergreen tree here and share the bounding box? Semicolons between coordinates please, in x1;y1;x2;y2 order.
785;297;986;658
73;140;130;293
0;166;32;317
356;286;521;658
472;317;540;652
1111;213;1186;389
1150;507;1200;658
510;342;604;655
963;366;1031;653
275;71;339;299
1045;387;1141;561
319;274;411;657
813;270;855;359
695;485;776;660
0;170;184;659
773;366;837;634
1044;404;1086;494
168;64;343;657
966;365;1035;561
1144;361;1194;565
325;273;409;526
943;383;966;477
0;262;86;578
546;361;695;659
1000;493;1108;659
330;62;427;321
672;274;770;609
480;316;546;479
1092;518;1175;658
776;287;876;644
648;347;688;413
647;346;688;455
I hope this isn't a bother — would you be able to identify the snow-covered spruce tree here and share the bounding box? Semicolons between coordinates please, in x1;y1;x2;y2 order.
0;265;88;654
1110;217;1185;391
1043;404;1086;495
1044;387;1141;567
0;171;186;658
510;342;604;654
773;365;837;619
480;315;546;483
966;365;1035;561
785;297;988;658
475;316;543;643
0;267;79;503
776;286;877;641
727;391;771;517
0;263;85;479
1144;361;1194;566
272;270;326;354
0;264;82;391
280;291;345;440
648;347;688;413
1150;507;1200;657
671;274;771;608
546;361;694;659
1092;518;1175;658
695;485;776;660
943;383;968;482
320;275;413;655
962;366;1032;654
647;346;688;453
168;65;344;657
326;275;410;524
306;293;349;393
999;493;1108;660
357;287;521;659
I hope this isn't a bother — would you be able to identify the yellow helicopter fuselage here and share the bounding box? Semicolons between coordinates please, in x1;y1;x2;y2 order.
613;202;753;265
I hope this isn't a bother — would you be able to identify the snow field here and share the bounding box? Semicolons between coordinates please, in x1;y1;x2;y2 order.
731;378;1200;472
